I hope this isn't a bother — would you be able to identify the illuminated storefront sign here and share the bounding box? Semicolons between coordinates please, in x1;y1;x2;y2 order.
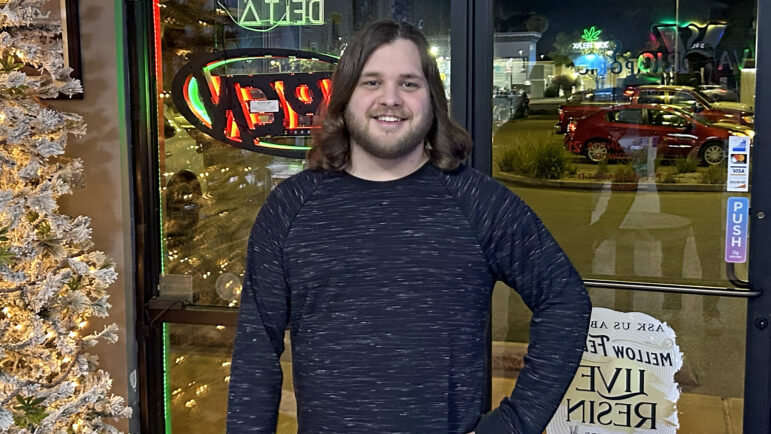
633;21;748;74
171;48;336;158
570;22;748;78
236;0;324;29
572;27;610;51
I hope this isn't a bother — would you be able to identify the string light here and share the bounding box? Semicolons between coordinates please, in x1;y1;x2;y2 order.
195;384;209;396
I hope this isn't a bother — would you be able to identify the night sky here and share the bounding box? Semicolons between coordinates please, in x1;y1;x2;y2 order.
494;0;756;56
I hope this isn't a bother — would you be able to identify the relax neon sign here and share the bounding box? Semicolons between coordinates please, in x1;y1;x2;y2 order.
572;26;610;51
171;48;336;158
236;0;324;29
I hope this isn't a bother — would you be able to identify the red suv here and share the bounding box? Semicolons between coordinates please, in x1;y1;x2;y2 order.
564;104;753;165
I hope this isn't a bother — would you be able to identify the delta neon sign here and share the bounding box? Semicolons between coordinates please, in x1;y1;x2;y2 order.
236;0;324;29
171;48;336;158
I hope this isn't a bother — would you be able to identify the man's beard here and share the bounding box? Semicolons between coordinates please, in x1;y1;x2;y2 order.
344;106;433;159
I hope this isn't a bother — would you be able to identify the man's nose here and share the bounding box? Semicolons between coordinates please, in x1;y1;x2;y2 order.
377;83;403;106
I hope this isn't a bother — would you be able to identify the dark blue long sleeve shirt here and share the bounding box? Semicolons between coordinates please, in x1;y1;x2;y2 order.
227;163;591;433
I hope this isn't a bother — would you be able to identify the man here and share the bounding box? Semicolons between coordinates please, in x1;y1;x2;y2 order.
227;20;591;433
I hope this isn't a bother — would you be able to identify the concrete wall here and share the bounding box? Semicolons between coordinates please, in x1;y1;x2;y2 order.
49;1;138;432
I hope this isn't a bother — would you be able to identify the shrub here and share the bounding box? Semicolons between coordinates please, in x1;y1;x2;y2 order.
701;165;727;184
674;156;699;174
660;172;677;183
613;162;639;182
565;161;578;176
551;75;578;99
544;85;559;98
594;159;609;179
496;133;571;179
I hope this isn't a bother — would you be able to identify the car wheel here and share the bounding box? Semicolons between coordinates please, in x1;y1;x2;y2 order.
585;140;610;163
701;142;726;165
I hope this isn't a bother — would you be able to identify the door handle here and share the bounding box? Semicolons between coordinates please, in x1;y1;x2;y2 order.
726;262;750;288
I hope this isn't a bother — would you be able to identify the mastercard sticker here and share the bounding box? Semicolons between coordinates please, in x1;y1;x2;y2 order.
727;136;750;192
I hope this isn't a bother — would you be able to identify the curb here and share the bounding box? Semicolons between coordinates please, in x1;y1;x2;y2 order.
494;172;725;192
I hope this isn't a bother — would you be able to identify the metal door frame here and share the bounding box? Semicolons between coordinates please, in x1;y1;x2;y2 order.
743;0;771;430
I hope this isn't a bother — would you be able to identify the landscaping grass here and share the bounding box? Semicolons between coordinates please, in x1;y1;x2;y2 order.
495;130;571;179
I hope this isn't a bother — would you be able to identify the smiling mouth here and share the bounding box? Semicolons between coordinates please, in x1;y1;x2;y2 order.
374;115;404;123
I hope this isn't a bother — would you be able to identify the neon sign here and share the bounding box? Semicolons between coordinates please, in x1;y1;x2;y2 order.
572;27;610;51
615;21;751;75
171;48;336;158
236;0;324;29
581;26;602;43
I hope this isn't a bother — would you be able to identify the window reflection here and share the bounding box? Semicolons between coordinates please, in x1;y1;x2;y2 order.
156;0;453;308
492;1;753;431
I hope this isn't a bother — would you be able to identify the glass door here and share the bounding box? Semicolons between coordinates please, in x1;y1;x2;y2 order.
486;0;766;432
130;1;455;432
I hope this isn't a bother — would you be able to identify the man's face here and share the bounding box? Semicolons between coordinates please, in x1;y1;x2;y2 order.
344;38;433;160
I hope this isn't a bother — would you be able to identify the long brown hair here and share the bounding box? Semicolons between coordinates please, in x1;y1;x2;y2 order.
307;20;472;172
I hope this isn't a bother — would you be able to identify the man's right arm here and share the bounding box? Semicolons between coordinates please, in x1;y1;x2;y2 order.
226;191;292;433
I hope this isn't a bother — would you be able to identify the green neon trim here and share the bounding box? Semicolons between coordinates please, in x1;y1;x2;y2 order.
187;77;211;124
163;323;172;433
259;141;312;151
204;57;281;72
203;55;338;74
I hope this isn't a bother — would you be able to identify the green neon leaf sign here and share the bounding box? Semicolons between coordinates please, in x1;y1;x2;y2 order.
582;26;602;43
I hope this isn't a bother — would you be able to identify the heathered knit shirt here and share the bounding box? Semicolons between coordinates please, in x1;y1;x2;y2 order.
226;162;591;433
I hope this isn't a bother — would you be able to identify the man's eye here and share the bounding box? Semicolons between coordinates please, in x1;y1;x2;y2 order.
363;80;379;87
402;81;418;88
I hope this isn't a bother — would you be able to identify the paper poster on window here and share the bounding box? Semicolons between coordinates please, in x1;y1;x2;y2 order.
727;136;750;192
546;308;683;434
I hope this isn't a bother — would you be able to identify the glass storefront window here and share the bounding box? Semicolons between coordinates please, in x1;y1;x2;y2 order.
163;323;299;432
155;0;453;309
491;1;755;432
153;1;452;432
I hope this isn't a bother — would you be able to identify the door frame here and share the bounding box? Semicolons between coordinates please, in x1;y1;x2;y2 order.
743;0;771;430
124;0;771;431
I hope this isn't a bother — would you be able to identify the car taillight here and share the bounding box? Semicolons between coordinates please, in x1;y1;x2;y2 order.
567;122;577;134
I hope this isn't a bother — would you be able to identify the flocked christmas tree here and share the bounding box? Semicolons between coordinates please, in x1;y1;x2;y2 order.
0;0;131;432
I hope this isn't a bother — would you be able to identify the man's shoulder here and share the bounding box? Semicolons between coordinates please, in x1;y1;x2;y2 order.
270;168;328;196
433;164;512;198
264;168;329;210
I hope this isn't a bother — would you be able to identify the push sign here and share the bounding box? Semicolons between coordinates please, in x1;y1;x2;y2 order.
725;197;749;263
